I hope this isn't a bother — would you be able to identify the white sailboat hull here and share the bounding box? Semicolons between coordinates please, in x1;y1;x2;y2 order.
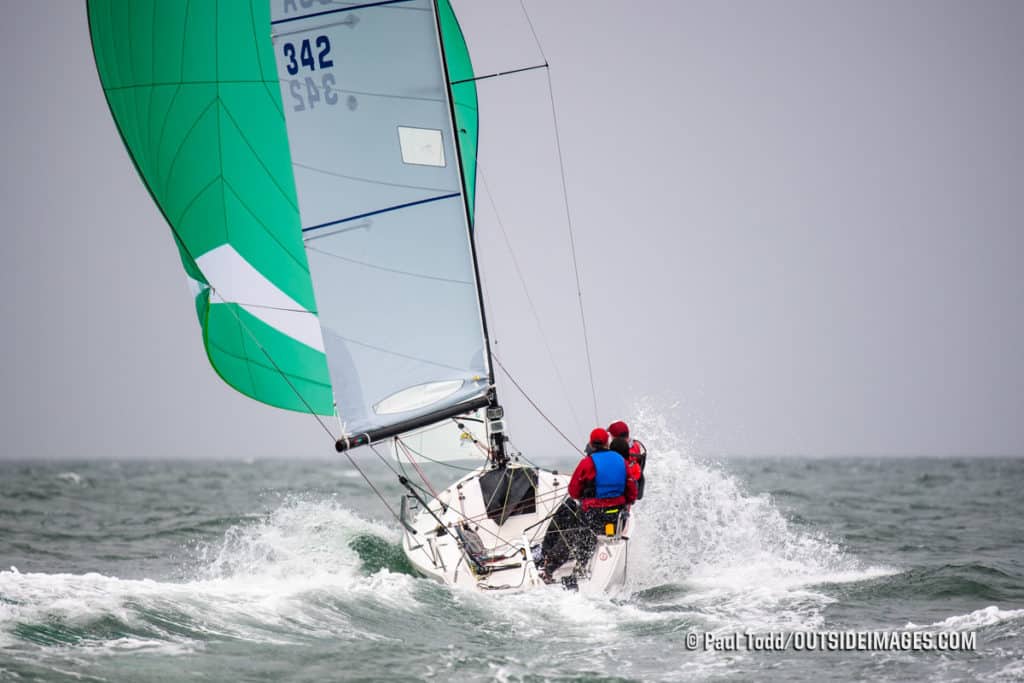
400;463;633;593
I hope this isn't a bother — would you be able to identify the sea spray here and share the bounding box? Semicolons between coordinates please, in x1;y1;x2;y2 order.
626;402;894;631
0;496;418;654
629;403;856;585
194;495;398;582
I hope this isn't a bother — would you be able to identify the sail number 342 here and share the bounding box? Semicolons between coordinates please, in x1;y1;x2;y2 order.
282;36;337;112
282;36;333;74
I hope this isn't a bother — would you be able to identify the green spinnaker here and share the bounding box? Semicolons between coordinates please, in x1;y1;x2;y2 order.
87;0;480;417
439;0;479;222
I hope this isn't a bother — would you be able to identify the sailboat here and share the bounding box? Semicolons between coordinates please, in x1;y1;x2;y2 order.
87;0;634;593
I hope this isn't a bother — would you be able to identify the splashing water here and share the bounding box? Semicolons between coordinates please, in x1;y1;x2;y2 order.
193;495;398;583
0;498;417;657
626;402;894;630
2;430;1019;681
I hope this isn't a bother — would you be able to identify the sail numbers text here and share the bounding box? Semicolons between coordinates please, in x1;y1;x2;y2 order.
281;0;333;12
287;75;338;111
282;37;334;75
281;33;338;111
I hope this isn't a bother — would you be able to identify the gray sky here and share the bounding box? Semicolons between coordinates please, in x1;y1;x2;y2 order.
2;1;1022;459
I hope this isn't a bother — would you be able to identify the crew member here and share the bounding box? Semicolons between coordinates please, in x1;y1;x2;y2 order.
561;428;637;583
568;428;638;512
538;428;637;584
608;420;648;499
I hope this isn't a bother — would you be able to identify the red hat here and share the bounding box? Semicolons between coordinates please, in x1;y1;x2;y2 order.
607;421;630;438
589;428;609;445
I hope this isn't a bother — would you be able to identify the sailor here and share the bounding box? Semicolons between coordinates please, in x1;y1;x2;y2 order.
607;420;648;500
569;428;637;511
582;428;605;455
538;428;637;584
562;428;638;579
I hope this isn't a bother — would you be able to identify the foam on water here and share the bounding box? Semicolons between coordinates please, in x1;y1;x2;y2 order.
0;497;415;653
401;405;906;682
625;401;895;631
0;411;919;679
0;412;895;660
906;605;1024;630
193;494;397;582
55;472;84;485
2;431;1020;680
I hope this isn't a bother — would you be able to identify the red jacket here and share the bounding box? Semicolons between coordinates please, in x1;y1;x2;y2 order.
568;454;638;511
627;438;646;482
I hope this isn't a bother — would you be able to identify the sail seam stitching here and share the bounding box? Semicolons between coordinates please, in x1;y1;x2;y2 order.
305;246;473;285
329;333;473;373
293;161;450;193
172;174;221;225
220;102;301;213
160;98;218;198
220;176;309;280
206;337;331;389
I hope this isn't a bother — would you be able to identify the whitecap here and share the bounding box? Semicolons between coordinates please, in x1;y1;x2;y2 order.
623;400;896;633
905;605;1024;630
0;496;419;652
56;471;83;485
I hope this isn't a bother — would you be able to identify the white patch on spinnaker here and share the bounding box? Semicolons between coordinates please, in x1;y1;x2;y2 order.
196;244;325;352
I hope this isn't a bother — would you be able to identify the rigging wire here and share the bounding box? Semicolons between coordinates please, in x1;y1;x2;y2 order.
493;353;583;456
341;447;403;524
208;290;337;442
399;432;485;472
397;439;440;499
207;290;408;527
477;169;585;436
518;0;601;424
190;303;404;528
219;288;589;561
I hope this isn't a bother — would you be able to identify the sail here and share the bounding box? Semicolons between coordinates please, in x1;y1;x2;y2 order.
270;0;491;445
438;0;479;223
87;1;334;415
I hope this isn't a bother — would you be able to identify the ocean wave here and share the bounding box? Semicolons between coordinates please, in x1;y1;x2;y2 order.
56;471;84;485
906;605;1024;630
986;659;1024;683
192;495;398;581
0;498;417;652
838;563;1021;602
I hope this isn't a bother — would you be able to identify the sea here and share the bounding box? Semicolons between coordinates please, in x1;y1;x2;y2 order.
1;414;1022;682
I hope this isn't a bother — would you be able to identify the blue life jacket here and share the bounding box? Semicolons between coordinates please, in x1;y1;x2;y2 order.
590;450;627;499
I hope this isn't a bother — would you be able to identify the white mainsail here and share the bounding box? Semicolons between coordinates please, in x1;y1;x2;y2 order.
271;0;492;447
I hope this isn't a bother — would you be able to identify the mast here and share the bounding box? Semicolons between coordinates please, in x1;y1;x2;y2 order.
432;0;508;466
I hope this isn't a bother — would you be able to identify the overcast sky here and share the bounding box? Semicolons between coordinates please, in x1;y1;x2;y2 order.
2;1;1022;459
